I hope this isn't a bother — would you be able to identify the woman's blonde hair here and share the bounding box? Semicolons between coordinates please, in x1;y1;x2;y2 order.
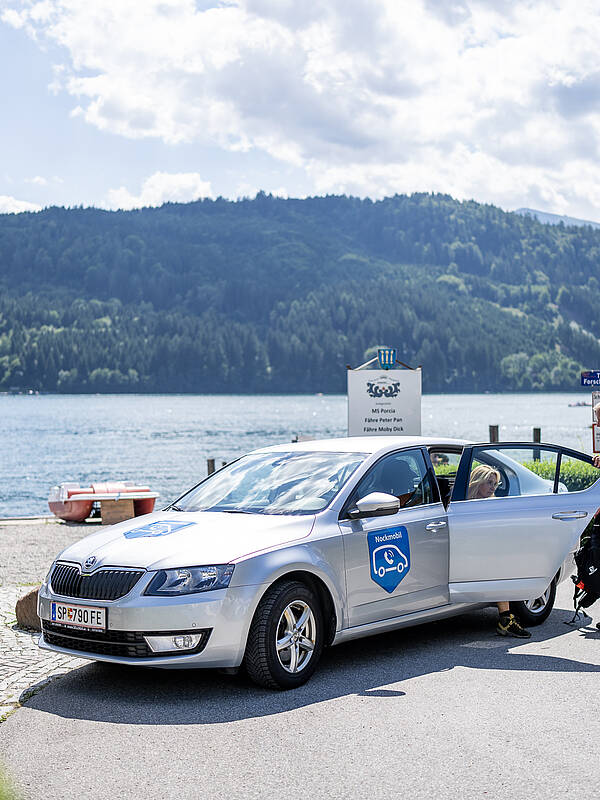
468;464;501;499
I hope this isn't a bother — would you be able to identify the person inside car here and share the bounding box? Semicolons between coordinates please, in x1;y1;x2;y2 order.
468;465;532;639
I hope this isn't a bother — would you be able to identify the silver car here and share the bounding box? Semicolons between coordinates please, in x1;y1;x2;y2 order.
38;436;599;689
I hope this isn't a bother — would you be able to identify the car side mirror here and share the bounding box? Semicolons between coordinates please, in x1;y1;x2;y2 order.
347;492;400;519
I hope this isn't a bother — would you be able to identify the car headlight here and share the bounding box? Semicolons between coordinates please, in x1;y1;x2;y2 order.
44;562;55;585
144;565;234;596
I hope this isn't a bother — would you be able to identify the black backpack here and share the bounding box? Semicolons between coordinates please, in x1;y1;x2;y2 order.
572;520;600;611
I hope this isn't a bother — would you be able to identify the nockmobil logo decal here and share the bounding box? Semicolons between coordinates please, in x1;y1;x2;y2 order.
124;520;195;539
368;526;410;593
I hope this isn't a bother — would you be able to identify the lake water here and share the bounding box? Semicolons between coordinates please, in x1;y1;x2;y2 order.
0;393;595;517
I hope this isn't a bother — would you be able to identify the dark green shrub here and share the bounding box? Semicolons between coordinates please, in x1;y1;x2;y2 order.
524;460;599;492
432;463;456;477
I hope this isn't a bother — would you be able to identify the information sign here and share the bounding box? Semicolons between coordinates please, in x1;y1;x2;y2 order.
581;370;600;386
347;368;422;436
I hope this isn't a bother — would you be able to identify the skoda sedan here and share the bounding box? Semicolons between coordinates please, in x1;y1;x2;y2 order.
38;436;599;689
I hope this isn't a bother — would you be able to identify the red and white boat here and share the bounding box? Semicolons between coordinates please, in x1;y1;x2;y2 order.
48;481;158;522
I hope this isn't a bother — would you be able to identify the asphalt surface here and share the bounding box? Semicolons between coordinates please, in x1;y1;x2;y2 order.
1;581;599;800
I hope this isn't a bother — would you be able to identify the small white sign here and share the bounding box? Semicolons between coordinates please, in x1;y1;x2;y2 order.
593;392;600;423
347;369;422;436
594;425;600;454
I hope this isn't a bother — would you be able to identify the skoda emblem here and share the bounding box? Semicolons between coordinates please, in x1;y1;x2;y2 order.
84;555;97;570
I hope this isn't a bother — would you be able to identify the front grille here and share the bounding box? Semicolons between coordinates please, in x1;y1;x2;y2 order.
42;621;211;659
50;563;144;601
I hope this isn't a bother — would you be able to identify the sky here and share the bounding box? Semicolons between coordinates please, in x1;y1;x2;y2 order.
1;0;600;218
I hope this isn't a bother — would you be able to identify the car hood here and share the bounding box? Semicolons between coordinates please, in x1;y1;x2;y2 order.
54;511;315;572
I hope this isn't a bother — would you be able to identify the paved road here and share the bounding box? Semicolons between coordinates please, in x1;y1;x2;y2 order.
1;581;599;800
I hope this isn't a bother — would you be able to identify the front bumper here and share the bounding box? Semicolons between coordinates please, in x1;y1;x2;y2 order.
38;579;265;669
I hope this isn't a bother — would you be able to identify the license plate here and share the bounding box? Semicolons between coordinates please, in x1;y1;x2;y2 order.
50;601;106;630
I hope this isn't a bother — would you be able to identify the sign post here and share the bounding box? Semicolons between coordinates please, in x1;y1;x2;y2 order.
592;390;600;454
347;352;422;436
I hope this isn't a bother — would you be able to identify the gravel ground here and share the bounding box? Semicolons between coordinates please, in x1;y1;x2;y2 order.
0;519;92;587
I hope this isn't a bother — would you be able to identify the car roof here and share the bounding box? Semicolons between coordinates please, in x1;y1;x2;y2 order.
252;436;471;456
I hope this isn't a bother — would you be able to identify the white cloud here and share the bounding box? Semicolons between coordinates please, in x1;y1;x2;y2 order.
0;8;24;27
233;181;259;200
0;195;42;213
4;0;600;216
106;171;213;209
25;175;48;186
233;182;290;199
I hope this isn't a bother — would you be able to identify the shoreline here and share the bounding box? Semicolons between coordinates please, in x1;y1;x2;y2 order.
1;389;594;397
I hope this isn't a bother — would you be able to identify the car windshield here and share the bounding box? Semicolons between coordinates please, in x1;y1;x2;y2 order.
175;451;366;515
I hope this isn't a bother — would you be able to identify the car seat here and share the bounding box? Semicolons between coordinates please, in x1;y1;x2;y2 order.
378;459;418;507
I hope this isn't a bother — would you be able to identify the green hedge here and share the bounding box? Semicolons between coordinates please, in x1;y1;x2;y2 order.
432;463;457;477
433;458;599;492
524;460;599;492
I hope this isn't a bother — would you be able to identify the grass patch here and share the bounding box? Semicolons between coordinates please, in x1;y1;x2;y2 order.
0;765;23;800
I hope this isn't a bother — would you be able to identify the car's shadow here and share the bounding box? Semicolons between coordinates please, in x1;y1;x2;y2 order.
24;606;600;725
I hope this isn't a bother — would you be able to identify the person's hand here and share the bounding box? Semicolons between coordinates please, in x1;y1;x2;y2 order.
594;455;600;469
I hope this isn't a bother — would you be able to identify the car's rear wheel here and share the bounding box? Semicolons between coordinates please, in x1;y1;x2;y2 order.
244;580;323;690
510;578;557;626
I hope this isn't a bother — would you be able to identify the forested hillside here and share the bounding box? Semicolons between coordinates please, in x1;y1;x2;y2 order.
0;192;598;393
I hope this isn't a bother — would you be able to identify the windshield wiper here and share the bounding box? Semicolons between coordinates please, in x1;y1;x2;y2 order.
168;503;185;512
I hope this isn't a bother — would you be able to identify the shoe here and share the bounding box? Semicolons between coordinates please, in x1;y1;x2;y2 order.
596;621;600;630
497;612;532;638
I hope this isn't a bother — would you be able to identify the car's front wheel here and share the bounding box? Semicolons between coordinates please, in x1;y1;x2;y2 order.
244;580;323;690
510;578;557;626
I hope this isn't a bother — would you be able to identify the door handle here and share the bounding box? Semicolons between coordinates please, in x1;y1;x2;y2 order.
552;511;588;520
425;521;447;531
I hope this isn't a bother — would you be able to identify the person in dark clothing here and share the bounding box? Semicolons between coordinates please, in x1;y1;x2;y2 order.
592;454;600;629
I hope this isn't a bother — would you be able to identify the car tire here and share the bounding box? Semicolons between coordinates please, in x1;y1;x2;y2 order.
244;580;323;690
510;578;557;626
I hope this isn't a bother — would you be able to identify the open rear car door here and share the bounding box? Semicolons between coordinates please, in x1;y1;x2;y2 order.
445;443;600;603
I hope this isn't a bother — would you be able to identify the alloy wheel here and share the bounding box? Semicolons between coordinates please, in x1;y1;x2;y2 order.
276;600;316;673
524;586;551;614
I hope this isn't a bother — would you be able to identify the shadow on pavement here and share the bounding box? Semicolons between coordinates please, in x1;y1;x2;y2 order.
23;605;600;726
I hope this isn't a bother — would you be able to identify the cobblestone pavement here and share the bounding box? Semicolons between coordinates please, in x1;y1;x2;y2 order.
0;520;92;721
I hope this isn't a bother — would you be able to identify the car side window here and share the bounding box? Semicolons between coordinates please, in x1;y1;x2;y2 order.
558;452;600;492
429;449;463;507
348;449;435;510
465;447;559;500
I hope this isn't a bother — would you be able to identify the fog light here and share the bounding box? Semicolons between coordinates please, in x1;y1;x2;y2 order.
144;633;203;653
173;635;194;649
